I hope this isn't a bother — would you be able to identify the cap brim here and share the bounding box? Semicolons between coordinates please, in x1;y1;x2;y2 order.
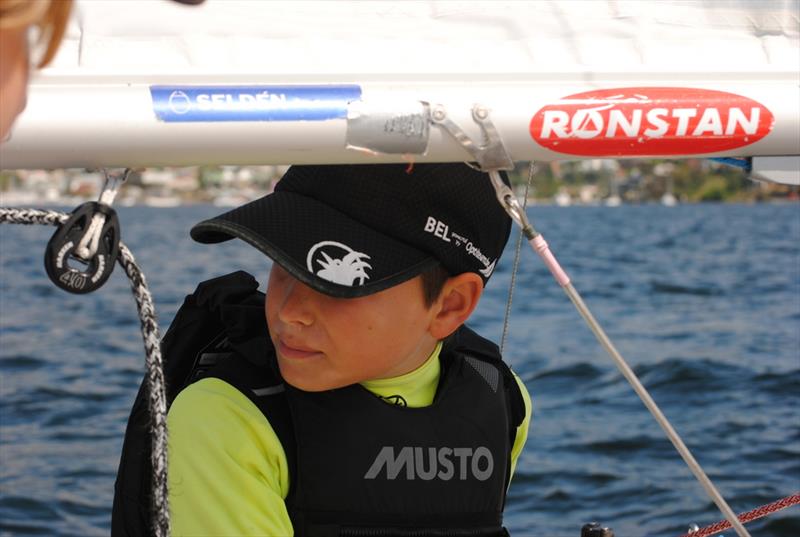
191;192;438;298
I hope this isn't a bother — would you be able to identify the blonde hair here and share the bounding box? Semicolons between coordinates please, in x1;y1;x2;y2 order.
0;0;73;67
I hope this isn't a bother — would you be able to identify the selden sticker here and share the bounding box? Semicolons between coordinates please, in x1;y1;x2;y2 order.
530;87;774;156
150;85;362;122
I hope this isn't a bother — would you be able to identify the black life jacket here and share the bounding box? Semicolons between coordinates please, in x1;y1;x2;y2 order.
112;271;526;537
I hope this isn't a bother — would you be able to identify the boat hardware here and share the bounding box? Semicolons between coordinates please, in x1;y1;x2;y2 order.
430;103;514;172
581;522;614;537
43;169;128;294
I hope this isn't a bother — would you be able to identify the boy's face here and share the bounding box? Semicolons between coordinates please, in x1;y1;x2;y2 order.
266;264;439;392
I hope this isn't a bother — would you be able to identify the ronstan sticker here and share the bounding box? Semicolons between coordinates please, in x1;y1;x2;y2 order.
530;87;774;156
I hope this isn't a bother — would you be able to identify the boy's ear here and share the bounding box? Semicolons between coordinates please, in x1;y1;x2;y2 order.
429;273;484;340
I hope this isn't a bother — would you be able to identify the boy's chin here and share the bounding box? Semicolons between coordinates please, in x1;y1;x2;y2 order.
276;359;348;393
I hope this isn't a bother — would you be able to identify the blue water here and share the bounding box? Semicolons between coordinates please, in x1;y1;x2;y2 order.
1;204;798;537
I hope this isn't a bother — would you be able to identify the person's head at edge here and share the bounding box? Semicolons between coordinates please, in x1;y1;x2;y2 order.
190;163;512;393
0;0;72;140
0;0;205;142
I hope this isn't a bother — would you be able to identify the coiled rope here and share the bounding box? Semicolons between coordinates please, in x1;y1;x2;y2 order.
681;493;800;537
0;207;171;537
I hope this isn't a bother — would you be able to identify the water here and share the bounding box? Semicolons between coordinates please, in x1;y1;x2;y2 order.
1;204;798;537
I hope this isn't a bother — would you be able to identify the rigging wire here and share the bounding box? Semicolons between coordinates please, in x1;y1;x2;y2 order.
500;162;535;355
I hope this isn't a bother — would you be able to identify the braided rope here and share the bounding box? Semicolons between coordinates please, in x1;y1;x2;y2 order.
0;207;68;226
0;207;170;537
680;493;800;537
117;242;170;536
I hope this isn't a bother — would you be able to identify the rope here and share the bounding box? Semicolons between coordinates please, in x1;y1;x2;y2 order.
0;207;68;226
116;242;170;537
680;493;800;537
500;162;535;355
0;207;171;537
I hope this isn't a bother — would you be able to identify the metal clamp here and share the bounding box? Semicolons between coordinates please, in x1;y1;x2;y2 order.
431;104;536;234
430;104;535;237
430;104;514;171
489;169;536;239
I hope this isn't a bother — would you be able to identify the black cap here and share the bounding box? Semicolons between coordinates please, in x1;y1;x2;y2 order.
191;163;512;298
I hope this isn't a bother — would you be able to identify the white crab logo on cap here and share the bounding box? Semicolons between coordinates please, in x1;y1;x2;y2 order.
306;241;372;286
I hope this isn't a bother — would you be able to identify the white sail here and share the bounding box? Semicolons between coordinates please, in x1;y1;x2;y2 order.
1;0;798;170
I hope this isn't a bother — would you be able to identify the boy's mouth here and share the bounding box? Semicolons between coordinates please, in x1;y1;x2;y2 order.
276;338;320;360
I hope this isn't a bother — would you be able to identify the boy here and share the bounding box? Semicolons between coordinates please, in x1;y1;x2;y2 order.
167;163;532;536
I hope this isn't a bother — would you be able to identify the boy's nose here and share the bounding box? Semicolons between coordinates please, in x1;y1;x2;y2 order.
277;276;316;327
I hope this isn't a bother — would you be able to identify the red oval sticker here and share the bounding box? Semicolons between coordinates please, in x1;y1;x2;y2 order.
530;87;774;157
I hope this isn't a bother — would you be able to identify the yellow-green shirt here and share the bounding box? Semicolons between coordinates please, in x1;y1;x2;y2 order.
168;342;532;536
